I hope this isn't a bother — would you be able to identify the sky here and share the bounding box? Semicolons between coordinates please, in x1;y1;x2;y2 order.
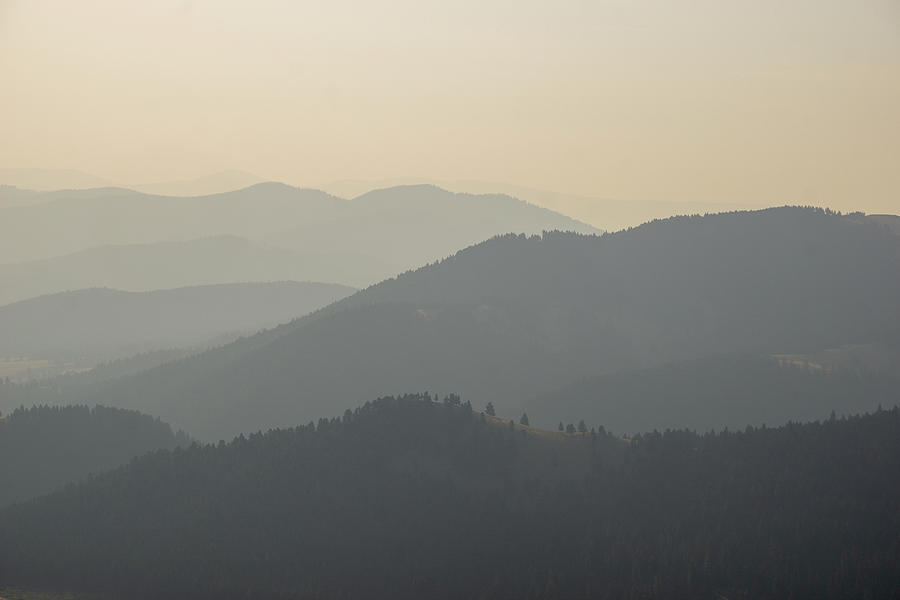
1;0;898;214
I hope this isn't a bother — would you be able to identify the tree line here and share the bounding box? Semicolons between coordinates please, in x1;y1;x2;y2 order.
2;394;899;598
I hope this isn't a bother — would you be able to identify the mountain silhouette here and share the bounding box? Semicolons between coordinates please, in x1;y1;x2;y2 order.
0;235;371;307
130;169;265;196
3;395;898;598
0;183;598;290
17;207;897;441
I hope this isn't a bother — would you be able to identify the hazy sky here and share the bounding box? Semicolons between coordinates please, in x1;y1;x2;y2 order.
1;0;898;212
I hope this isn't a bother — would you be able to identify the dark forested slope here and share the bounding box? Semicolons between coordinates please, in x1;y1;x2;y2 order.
2;396;898;599
0;404;189;507
67;207;900;440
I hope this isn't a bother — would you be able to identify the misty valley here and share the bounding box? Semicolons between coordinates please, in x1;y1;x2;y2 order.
0;177;898;599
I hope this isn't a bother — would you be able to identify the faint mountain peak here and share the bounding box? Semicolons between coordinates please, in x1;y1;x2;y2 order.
347;183;600;234
0;168;115;191
206;181;345;207
352;183;451;200
235;181;317;196
131;169;266;196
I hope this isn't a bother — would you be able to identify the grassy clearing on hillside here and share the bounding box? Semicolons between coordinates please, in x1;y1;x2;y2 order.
479;411;627;482
773;342;900;375
0;359;87;381
0;359;55;379
483;412;597;439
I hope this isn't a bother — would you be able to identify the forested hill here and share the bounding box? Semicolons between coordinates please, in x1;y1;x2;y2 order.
345;206;898;320
2;396;898;599
0;404;190;507
65;206;900;441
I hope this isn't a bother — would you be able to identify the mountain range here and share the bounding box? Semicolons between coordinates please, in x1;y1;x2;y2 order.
0;168;265;196
12;206;896;441
0;236;362;308
0;183;599;298
323;177;772;232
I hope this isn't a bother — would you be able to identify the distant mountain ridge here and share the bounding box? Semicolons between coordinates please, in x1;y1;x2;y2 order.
0;168;114;191
29;206;898;441
324;177;773;231
0;168;265;196
0;236;372;307
265;184;601;276
0;183;344;264
0;183;599;293
130;169;265;196
0;281;355;368
0;182;598;264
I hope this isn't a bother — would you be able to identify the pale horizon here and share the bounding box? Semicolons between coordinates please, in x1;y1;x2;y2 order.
2;0;899;217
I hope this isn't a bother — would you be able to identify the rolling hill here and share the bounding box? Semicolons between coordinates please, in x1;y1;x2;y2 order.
0;404;189;507
0;185;42;209
0;168;265;197
130;169;265;196
265;184;603;278
0;168;113;192
28;207;899;441
324;177;771;232
0;183;343;264
0;236;374;307
2;395;898;598
0;282;355;368
0;184;598;289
